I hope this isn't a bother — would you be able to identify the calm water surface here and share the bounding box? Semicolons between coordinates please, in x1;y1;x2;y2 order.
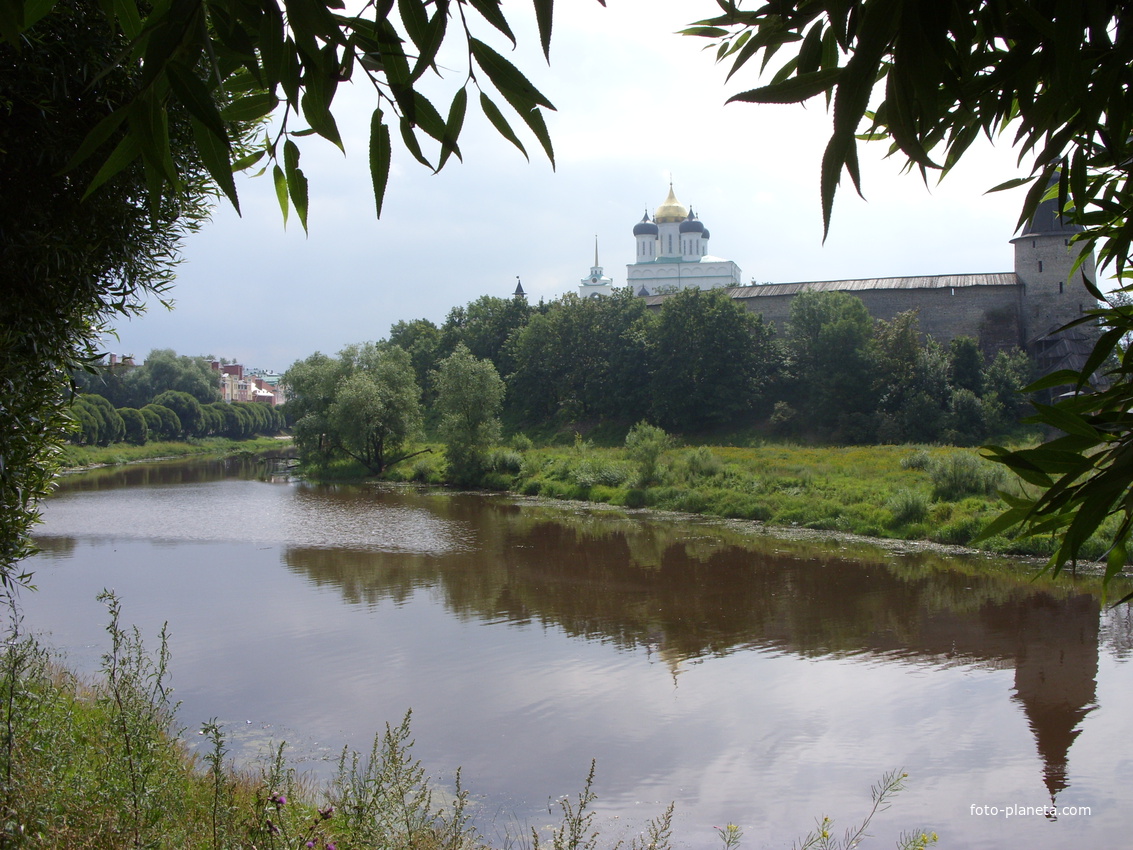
20;457;1133;849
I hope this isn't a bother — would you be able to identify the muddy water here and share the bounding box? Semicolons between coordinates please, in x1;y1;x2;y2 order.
20;457;1133;849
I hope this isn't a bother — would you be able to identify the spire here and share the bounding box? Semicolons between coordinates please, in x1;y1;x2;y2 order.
594;235;599;267
513;276;525;299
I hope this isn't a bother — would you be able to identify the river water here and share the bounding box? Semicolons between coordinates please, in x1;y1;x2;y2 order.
18;456;1133;849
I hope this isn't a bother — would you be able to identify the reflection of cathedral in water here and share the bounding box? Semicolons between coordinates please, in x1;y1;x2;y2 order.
852;590;1099;804
281;493;1104;806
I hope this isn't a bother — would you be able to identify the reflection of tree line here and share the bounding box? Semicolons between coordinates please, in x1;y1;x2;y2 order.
280;494;1096;663
52;454;291;493
281;492;1105;803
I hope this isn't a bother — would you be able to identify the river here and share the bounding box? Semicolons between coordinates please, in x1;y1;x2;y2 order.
18;455;1133;849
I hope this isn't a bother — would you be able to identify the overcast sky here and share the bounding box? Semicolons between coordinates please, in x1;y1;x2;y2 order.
106;0;1038;373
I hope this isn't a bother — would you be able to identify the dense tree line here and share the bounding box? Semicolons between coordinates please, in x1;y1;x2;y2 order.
72;349;222;408
68;393;284;447
379;288;1033;445
68;349;283;447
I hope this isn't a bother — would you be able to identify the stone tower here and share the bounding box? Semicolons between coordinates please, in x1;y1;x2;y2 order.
1011;189;1098;358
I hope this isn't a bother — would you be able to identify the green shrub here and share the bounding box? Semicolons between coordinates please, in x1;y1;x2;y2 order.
929;453;1004;501
588;485;619;504
933;514;986;545
409;456;439;482
489;448;523;475
887;489;930;525
509;433;534;451
569;458;629;488
900;449;931;471
682;446;722;480
539;480;580;500
480;472;512;490
622;488;647;508
625;421;673;486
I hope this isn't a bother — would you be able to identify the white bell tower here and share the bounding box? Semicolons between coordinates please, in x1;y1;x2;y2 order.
579;237;615;299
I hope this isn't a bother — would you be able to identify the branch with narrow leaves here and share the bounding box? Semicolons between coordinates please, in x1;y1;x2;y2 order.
7;0;600;232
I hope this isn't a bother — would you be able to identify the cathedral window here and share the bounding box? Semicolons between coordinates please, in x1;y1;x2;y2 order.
1039;260;1044;272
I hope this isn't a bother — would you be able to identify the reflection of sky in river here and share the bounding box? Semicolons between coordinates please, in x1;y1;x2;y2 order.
20;471;1133;850
35;479;471;554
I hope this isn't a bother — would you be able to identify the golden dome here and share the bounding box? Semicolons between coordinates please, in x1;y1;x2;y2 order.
654;184;689;223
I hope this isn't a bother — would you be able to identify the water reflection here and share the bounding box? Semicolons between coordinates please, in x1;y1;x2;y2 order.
54;451;296;492
277;496;1105;808
25;462;1129;847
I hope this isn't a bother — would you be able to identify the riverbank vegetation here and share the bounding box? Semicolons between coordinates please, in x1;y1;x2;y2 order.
379;288;1036;448
0;594;935;850
376;436;1093;561
69;349;287;448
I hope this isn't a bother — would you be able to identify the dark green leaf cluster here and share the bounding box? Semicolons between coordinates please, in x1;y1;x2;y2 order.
5;0;590;231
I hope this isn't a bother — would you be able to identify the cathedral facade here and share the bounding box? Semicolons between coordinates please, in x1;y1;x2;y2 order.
624;185;742;294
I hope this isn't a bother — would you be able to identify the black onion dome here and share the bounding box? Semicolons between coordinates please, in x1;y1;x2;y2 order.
702;228;710;240
633;210;659;236
679;210;704;234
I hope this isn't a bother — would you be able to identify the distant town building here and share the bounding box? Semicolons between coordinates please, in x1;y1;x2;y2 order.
211;361;284;405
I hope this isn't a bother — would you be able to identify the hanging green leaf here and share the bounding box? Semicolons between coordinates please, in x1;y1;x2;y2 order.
273;163;290;226
437;87;467;171
479;93;528;160
370;108;392;218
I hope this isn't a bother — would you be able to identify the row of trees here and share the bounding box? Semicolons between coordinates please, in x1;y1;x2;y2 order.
70;392;284;447
376;288;1032;445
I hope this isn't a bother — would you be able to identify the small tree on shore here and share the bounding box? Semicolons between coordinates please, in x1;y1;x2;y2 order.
624;421;673;487
434;345;505;486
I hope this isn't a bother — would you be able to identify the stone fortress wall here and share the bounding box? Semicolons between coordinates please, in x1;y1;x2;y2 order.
625;186;1096;364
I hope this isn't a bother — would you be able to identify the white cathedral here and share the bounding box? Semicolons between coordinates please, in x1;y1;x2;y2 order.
579;184;742;298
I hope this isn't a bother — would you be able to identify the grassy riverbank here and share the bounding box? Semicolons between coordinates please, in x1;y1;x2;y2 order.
59;435;292;469
376;439;1099;562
